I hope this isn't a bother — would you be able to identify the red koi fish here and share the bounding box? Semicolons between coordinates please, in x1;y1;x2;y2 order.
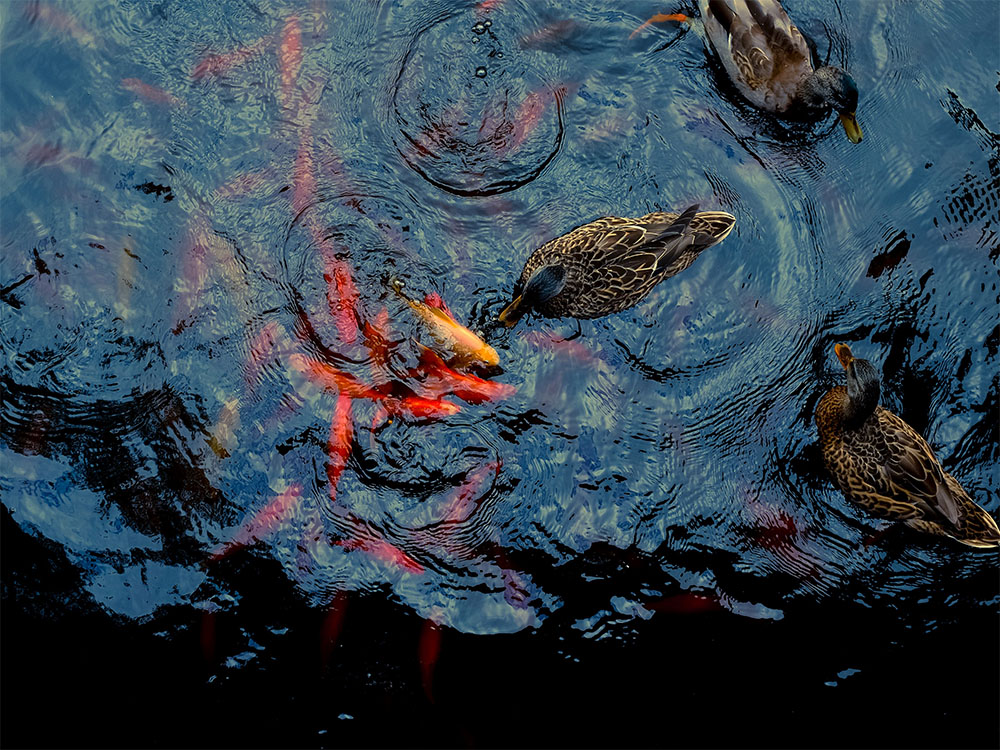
523;329;603;366
327;394;353;503
320;590;349;669
496;83;574;158
209;484;304;560
476;0;505;13
519;19;583;50
646;592;720;614
171;215;211;334
362;307;392;375
121;78;183;107
200;608;217;662
290;354;461;419
191;36;268;80
439;460;499;525
24;1;95;46
418;618;443;703
336;535;425;574
278;15;303;109
413;348;515;404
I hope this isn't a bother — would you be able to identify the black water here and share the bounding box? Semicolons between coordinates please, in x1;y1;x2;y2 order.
2;1;998;747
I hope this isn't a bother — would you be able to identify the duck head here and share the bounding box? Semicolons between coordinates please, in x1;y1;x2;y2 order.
497;264;566;326
835;343;880;425
800;67;862;144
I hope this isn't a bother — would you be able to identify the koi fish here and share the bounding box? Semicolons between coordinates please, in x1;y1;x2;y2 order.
191;36;268;80
518;19;583;51
413;348;515;404
121;78;183;107
327;394;353;503
495;83;575;159
629;12;689;40
646;592;720;614
418;618;443;703
392;280;499;368
476;0;505;13
362;307;392;376
289;354;461;420
278;15;303;109
320;591;349;668
209;484;304;560
335;535;425;574
438;460;499;525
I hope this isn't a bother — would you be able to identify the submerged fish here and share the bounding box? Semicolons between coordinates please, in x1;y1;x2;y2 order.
391;279;499;368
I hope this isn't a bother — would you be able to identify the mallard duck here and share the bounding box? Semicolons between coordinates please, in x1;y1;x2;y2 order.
697;0;862;143
497;204;735;324
816;343;1000;548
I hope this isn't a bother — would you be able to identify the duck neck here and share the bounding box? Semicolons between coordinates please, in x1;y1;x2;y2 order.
842;383;879;430
522;264;566;308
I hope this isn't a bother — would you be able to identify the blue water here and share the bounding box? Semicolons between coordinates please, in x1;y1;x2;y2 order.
2;1;997;746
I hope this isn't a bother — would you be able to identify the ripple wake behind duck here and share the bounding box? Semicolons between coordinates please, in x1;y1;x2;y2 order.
498;204;736;324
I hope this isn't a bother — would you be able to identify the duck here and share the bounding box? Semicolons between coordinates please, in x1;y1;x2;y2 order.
815;343;1000;548
636;1;862;142
497;204;735;324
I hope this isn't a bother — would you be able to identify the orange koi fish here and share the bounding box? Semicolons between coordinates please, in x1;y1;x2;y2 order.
392;280;499;368
629;12;689;40
413;348;515;404
209;484;304;560
121;78;183;107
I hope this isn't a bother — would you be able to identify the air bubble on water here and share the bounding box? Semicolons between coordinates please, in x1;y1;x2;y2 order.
497;52;503;58
484;19;492;27
473;22;486;34
475;67;487;78
472;36;479;44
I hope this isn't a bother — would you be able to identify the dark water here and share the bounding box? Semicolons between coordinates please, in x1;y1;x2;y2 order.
2;0;998;747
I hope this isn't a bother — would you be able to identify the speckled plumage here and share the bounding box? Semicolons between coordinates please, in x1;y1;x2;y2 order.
698;0;862;141
500;205;735;322
816;347;1000;549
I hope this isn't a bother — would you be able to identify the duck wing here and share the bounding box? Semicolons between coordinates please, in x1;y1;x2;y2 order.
703;0;811;103
875;409;963;527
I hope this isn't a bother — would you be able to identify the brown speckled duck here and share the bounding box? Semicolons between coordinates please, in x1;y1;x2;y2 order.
816;343;1000;549
497;204;735;324
699;0;863;143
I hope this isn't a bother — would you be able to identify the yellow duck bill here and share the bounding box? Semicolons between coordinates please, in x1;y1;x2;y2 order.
840;112;863;144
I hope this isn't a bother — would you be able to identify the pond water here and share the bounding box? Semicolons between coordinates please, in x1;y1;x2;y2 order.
2;1;997;747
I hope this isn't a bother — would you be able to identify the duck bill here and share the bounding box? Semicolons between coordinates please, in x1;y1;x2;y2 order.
834;343;854;369
497;295;524;327
839;112;863;144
